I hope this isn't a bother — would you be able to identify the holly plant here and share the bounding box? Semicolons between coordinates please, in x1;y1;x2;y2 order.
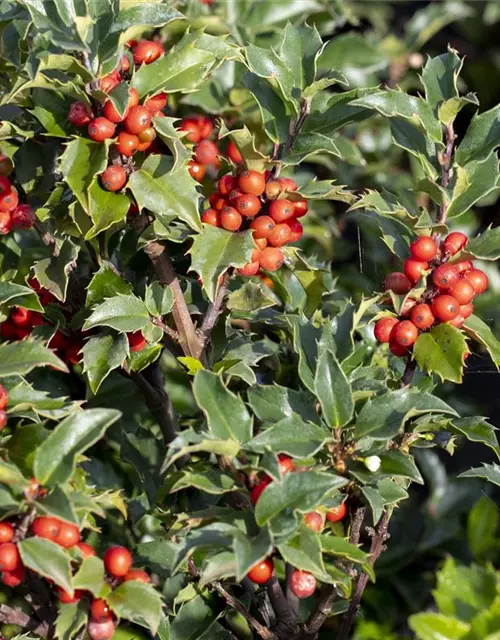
0;2;500;640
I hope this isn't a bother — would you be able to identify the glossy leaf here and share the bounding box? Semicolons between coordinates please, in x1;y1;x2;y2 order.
314;349;353;428
82;334;129;394
233;527;273;582
84;295;150;333
409;613;470;640
107;581;162;634
459;463;500;487
414;323;468;383
447;154;500;219
0;281;43;312
0;340;67;377
227;281;276;312
422;48;462;109
145;281;174;317
245;415;330;458
86;264;133;308
19;538;73;594
72;556;106;597
456;103;500;165
247;384;318;423
33;238;80;302
463;315;500;367
60;138;108;210
466;226;500;261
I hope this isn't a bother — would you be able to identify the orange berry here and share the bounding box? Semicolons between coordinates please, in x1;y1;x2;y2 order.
443;232;468;256
433;264;459;289
238;170;266;196
201;208;220;227
0;523;14;543
0;543;20;571
304;512;324;532
233;193;261;218
227;140;243;164
410;304;435;330
247;558;273;585
133;40;164;65
404;259;428;284
410;236;437;261
269;199;295;223
326;502;346;523
101;166;127;192
88;117;115;142
77;542;96;557
103;546;133;577
268;223;292;247
32;517;60;541
464;269;488;294
448;279;475;305
144;92;168;114
115;132;139;157
188;161;206;182
124;105;151;135
286;219;303;242
220;206;242;231
391;320;418;347
259;247;284;272
217;174;238;195
432;295;459;321
55;521;80;548
90;599;113;622
124;569;150;583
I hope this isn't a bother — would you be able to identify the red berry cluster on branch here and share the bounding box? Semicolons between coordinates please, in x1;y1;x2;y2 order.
68;40;168;192
0;166;36;235
376;232;487;356
202;171;308;274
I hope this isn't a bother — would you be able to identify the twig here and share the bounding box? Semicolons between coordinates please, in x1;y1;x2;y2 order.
302;507;366;638
0;604;50;636
188;558;277;640
337;511;391;640
144;241;202;358
34;220;60;257
283;98;311;155
151;316;179;342
13;504;37;542
437;122;455;225
199;271;231;353
266;576;297;635
401;357;417;388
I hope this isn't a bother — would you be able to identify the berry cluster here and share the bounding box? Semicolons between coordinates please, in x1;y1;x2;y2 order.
0;511;149;640
376;232;487;356
202;171;308;274
68;40;168;192
246;455;347;598
0;160;36;235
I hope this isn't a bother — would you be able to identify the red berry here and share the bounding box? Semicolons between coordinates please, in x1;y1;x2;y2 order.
286;219;303;243
133;40;164;65
443;232;468;256
289;570;317;599
447;314;466;328
201;208;220;227
100;71;120;94
234;194;261;218
58;587;83;604
389;339;408;356
269;199;295;223
0;210;12;234
116;132;139;157
304;512;325;533
103;100;127;124
101;165;127;192
88;117;115;142
238;261;260;277
268;223;292;247
68;101;93;127
247;558;273;585
455;260;474;274
103;546;133;577
11;205;35;230
448;279;475;305
326;502;347;523
188;161;206;183
32;517;60;541
259;247;284;272
432;295;459;321
265;181;281;200
239;170;266;196
2;564;25;587
278;454;294;475
0;385;9;411
0;155;14;177
227;141;243;164
0;543;20;571
278;177;298;192
250;477;271;504
404;259;428;284
218;175;238;195
410;304;435;330
65;342;83;365
124;105;152;135
180;119;201;143
250;216;275;239
254;237;268;250
88;620;116;640
194;115;213;140
464;269;488;294
460;303;474;319
0;187;18;212
410;236;437;261
391;320;418;347
293;200;308;218
433;264;459;289
374;317;399;343
55;521;80;548
401;297;418;317
124;569;150;583
0;176;11;194
220;206;242;232
384;272;411;295
76;542;96;557
144;92;168;114
0;523;14;543
91;599;113;622
127;331;147;352
195;140;219;166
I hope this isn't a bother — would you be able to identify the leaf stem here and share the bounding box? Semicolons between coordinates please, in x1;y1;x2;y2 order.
437;122;456;225
199;271;231;357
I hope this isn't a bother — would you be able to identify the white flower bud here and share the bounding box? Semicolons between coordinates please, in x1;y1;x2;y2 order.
364;456;381;472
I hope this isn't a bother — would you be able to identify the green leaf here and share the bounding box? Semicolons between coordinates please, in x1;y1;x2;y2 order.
0;281;43;312
467;496;499;560
227;281;276;312
107;581;162;634
128;155;201;232
145;281;173;317
413;323;468;383
33;239;80;302
390;118;439;180
7;424;50;475
422;48;462;109
84;295;150;333
318;33;388;85
245;44;296;108
254;471;347;526
170;595;219;640
279;22;323;91
314;349;353;428
361;479;409;525
153;117;191;172
18;538;73;594
60;138;108;210
86;264;133;308
278;527;332;583
163;430;240;470
193;370;252;444
218;123;272;172
170;469;235;495
351;89;443;144
85;181;130;239
34;408;121;486
189;226;254;302
247;384;318;424
0;340;68;377
463;315;500;367
456;103;500;165
82;334;128;395
55;601;88;640
242;72;291;145
245;415;330;458
459;463;500;487
350;451;423;485
319;535;371;564
354;388;458;440
447;154;500;219
36;486;78;525
233;527;273;582
409;613;470;640
451;417;499;456
466;226;500;261
112;3;183;32
72;556;107;597
439;93;479;127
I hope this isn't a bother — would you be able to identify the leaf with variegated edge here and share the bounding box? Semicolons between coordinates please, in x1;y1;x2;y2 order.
413;323;468;383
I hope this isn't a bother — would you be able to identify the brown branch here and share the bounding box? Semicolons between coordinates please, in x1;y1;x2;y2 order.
266;576;297;635
199;271;231;354
144;241;202;358
336;511;391;640
151;316;179;342
302;507;366;638
13;504;37;542
401;357;417;388
0;604;50;636
283;98;312;155
437;122;455;226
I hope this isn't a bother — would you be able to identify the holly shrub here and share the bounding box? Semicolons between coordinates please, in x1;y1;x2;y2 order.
1;1;500;640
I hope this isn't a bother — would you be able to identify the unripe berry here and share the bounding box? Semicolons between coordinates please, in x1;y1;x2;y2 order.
220;206;242;232
2;564;25;587
448;279;475;305
410;304;434;330
124;569;150;583
103;546;133;577
259;247;284;272
410;236;437;261
289;570;317;599
115;132;139;157
464;269;488;294
0;523;14;544
88;619;116;640
391;320;418;347
234;193;261;218
88;117;115;142
68;101;93;127
384;272;411;295
238;170;266;196
269;199;295;223
304;512;324;532
247;558;273;585
11;205;35;230
188;161;206;183
443;232;468;256
431;295;459;321
201;208;219;227
404;259;428;284
133;40;164;65
433;264;459;289
195;140;219;166
250;216;275;239
374;317;399;343
0;543;20;571
101;166;127;192
286;219;303;243
250;477;271;504
127;331;147;352
326;502;346;523
268;223;292;247
227;141;243;164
